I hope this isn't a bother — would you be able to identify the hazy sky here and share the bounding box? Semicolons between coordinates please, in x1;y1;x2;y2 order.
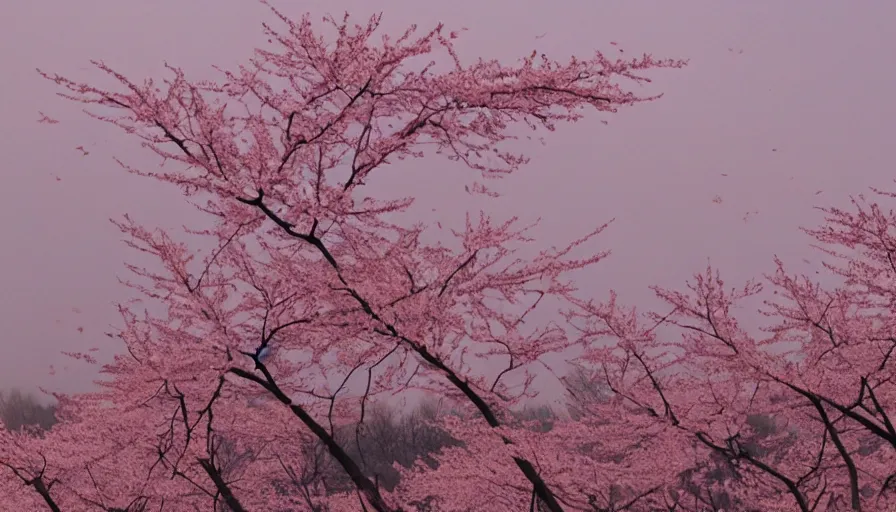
1;0;894;399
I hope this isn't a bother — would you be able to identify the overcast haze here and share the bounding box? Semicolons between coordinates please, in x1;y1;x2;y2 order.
1;0;894;399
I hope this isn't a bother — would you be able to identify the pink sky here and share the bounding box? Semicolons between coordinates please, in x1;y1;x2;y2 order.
1;0;894;399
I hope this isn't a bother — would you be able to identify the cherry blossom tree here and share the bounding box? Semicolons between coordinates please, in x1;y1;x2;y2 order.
564;190;896;511
14;0;896;509
14;2;687;510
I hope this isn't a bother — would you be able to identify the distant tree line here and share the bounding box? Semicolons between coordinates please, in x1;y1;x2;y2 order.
0;388;57;432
